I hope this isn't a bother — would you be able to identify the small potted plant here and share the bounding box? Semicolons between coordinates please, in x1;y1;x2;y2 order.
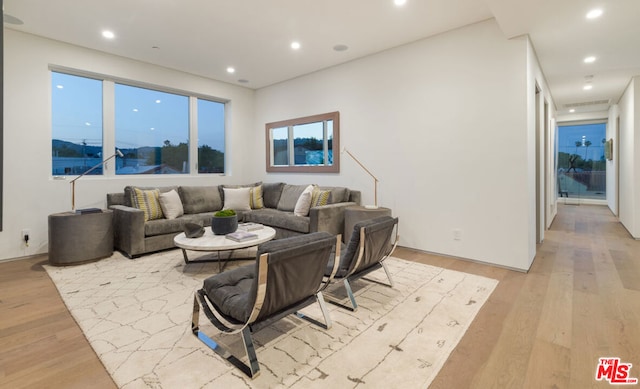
211;209;238;235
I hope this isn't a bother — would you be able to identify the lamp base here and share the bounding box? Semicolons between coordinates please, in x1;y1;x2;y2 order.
363;205;379;209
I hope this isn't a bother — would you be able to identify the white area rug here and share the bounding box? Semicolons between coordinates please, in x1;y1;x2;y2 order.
44;249;498;388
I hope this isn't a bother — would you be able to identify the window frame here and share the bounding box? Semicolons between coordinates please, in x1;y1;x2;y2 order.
265;111;340;173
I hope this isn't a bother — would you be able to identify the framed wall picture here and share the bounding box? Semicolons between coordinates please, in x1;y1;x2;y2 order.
605;138;613;161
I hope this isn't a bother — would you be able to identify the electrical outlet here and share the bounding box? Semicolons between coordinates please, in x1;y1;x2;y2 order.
22;229;32;247
453;229;462;241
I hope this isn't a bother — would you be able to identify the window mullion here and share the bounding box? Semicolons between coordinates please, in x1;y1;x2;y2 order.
102;80;116;177
323;120;328;166
189;96;197;174
288;125;294;166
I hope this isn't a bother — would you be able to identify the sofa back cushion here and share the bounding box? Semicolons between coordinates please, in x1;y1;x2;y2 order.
262;182;284;209
178;186;222;214
318;186;350;204
277;184;309;212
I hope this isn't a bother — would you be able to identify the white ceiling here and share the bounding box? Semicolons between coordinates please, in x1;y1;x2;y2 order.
4;0;640;115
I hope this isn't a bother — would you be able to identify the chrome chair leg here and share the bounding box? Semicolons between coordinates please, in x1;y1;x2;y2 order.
381;260;394;288
295;292;333;329
191;294;262;378
316;292;333;329
240;327;260;378
343;278;358;311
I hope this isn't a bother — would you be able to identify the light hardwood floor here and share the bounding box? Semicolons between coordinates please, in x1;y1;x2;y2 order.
1;204;639;388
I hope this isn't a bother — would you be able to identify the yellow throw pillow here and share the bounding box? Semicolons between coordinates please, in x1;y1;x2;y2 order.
132;188;164;221
250;185;264;209
311;188;331;207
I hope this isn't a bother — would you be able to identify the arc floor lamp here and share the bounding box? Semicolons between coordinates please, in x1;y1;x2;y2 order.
342;147;378;208
70;149;123;212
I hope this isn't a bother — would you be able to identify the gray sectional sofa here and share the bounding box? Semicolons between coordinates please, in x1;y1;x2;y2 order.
106;182;361;258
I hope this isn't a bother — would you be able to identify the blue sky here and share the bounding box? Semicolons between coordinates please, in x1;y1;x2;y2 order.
558;123;607;161
52;72;225;151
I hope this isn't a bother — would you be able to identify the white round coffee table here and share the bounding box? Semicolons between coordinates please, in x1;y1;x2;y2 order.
174;226;276;270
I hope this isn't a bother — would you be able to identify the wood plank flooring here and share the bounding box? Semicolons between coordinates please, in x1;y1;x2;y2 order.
1;204;639;388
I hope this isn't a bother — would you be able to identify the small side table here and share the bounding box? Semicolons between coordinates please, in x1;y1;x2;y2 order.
344;206;392;243
48;210;114;265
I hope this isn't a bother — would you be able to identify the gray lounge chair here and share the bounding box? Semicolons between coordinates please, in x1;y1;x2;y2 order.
191;232;339;378
324;216;399;311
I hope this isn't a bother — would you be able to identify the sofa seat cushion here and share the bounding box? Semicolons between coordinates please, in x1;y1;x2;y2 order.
244;209;310;233
143;213;216;237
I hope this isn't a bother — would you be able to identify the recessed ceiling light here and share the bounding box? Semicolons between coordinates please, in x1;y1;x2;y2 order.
56;84;64;89
291;41;301;50
133;108;139;112
569;109;576;113
102;30;115;39
583;85;593;90
150;127;155;131
226;67;235;74
155;99;161;103
586;9;603;19
85;122;91;126
333;44;349;52
394;0;407;6
584;56;596;63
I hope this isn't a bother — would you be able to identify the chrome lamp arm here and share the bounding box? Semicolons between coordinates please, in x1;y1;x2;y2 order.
70;149;123;211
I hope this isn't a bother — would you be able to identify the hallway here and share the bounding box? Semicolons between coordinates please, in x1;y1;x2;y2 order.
397;204;640;388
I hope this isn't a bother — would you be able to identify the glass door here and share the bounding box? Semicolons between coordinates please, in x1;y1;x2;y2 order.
557;122;607;201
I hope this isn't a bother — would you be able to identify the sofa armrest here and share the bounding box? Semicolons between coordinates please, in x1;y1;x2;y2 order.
309;202;357;236
110;204;145;258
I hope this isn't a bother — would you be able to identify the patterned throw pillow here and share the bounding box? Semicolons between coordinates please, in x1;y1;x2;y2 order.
311;188;331;207
131;188;164;221
249;185;264;209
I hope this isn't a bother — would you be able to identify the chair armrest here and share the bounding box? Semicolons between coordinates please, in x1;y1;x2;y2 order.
309;202;357;236
109;204;145;258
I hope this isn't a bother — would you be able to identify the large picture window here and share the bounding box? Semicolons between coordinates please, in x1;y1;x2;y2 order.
51;69;226;176
265;111;339;173
51;72;103;176
197;98;225;173
115;84;189;174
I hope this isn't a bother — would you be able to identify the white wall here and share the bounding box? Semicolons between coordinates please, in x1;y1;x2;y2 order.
526;37;558;264
1;29;255;261
607;104;619;215
252;20;538;270
617;77;638;237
